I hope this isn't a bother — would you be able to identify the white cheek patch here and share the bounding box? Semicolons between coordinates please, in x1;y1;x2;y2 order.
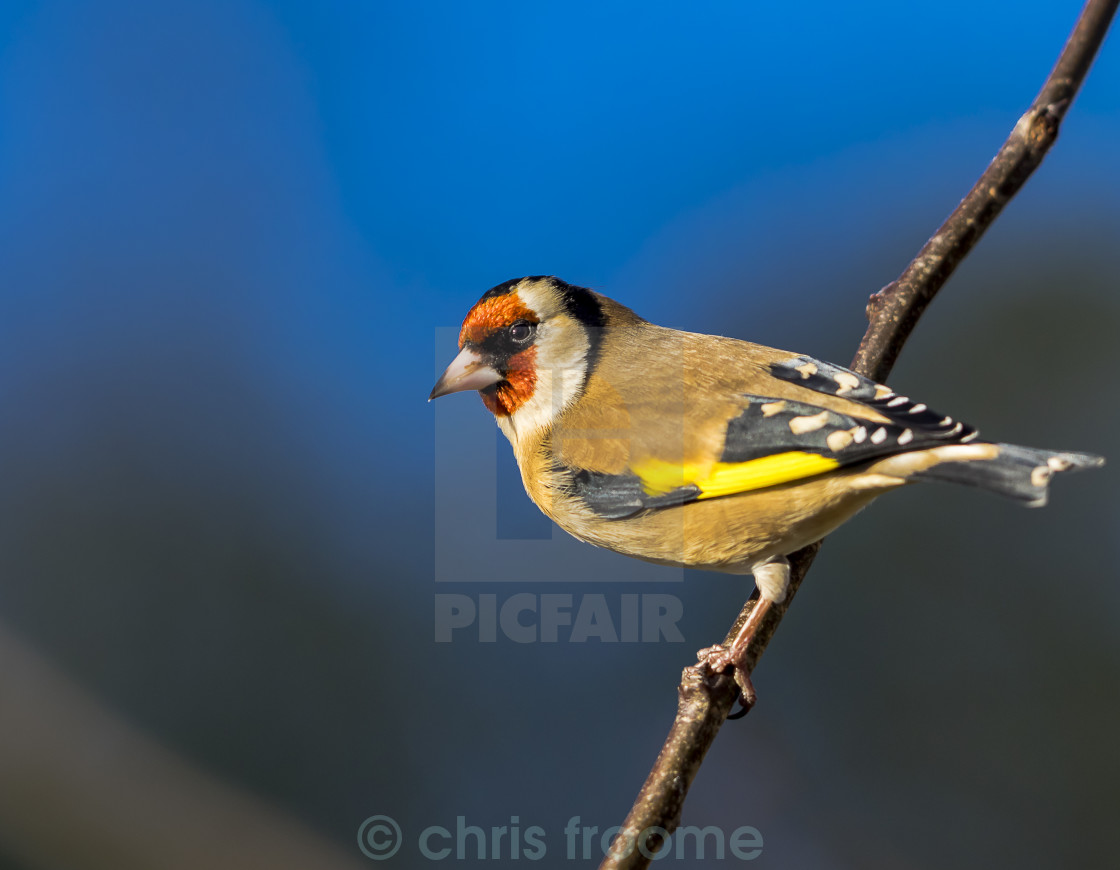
503;364;586;439
497;280;593;444
502;313;593;442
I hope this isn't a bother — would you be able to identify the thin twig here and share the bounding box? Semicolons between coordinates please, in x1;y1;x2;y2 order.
600;2;1118;867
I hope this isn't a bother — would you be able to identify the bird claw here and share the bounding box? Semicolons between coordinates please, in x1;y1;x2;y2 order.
696;644;756;715
696;643;731;672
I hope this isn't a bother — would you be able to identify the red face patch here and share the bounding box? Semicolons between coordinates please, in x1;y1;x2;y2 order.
479;347;538;417
459;293;538;348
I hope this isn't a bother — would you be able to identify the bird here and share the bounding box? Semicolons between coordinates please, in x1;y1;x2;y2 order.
429;275;1104;708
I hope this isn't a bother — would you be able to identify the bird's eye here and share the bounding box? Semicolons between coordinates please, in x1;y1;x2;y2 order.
508;320;535;344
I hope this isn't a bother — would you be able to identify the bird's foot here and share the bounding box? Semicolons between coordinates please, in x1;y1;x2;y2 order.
697;643;757;715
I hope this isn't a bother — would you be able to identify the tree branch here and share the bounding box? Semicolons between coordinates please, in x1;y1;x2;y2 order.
600;2;1118;866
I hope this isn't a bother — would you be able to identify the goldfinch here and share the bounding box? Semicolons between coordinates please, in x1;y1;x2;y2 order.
430;276;1103;703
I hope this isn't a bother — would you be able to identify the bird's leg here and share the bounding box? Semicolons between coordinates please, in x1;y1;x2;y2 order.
696;599;772;709
696;557;790;713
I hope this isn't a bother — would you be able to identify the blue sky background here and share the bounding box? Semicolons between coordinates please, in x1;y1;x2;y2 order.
1;2;1118;868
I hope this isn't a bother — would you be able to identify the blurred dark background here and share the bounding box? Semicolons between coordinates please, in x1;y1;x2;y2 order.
0;2;1117;868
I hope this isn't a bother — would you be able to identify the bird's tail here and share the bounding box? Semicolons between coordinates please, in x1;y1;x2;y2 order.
912;444;1104;507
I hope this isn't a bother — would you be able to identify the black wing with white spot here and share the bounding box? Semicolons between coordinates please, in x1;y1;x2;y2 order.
719;392;973;468
558;354;984;521
768;355;979;443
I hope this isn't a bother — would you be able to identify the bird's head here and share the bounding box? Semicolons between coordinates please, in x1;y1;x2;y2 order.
430;276;605;436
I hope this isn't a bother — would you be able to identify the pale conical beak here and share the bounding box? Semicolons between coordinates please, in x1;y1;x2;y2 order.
429;347;503;400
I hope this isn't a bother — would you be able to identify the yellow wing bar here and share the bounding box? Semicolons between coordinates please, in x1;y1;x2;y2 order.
634;451;841;499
